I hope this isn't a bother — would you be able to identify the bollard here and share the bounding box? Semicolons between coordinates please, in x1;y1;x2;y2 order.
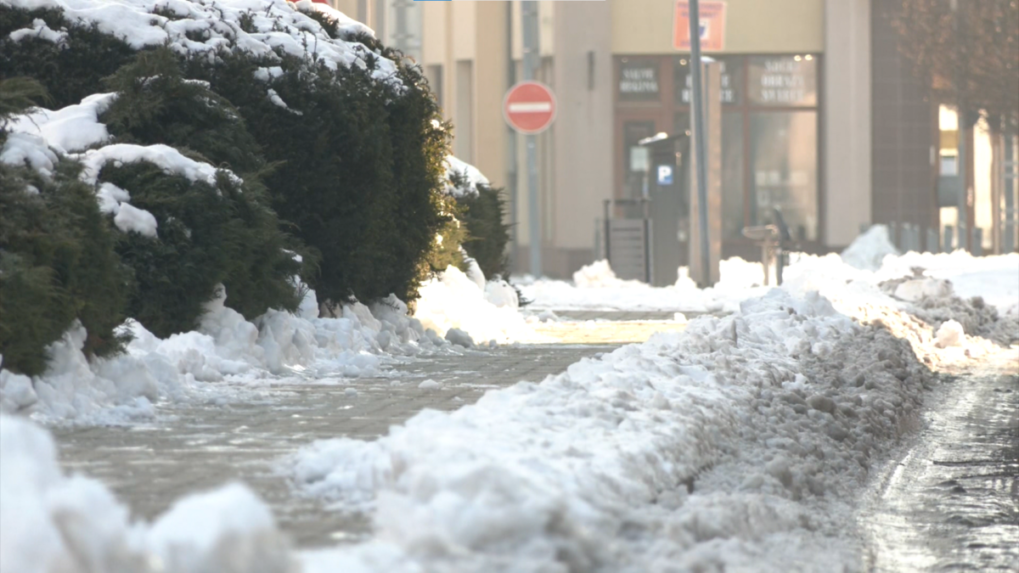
944;225;954;252
742;225;780;287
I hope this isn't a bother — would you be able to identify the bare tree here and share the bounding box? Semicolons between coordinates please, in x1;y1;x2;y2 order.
891;0;1019;132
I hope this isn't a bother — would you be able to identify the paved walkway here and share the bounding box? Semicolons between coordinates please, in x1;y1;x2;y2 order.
53;344;620;547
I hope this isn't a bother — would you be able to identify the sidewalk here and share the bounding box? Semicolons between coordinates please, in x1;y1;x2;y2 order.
53;343;621;547
860;360;1019;571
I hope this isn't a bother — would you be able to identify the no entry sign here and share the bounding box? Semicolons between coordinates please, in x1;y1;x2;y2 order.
504;81;556;135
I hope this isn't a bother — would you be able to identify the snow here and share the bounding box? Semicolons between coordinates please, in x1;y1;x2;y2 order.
3;0;400;88
840;224;900;271
0;414;292;573
934;319;965;348
0;283;475;424
7;18;68;46
521;236;1017;320
521;257;770;313
79;143;240;187
413;266;542;345
288;285;983;571
0;132;59;177
443;328;474;348
442;155;489;197
113;201;158;237
283;231;1017;570
5;92;115;154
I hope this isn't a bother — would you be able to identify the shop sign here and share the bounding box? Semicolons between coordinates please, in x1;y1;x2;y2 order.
748;56;817;106
618;60;660;101
674;1;727;51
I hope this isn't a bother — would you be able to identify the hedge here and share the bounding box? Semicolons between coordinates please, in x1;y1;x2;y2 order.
0;157;130;375
0;1;513;371
1;2;454;306
459;185;511;280
98;162;305;338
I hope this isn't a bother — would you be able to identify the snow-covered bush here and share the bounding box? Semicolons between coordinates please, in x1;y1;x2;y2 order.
458;184;510;280
0;157;130;375
0;4;136;108
99;161;304;338
1;0;452;308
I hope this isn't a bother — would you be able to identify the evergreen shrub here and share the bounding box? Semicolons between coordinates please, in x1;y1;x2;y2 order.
459;185;511;280
98;162;303;338
0;160;130;375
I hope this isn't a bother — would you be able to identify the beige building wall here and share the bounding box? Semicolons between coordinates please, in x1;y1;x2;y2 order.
550;1;613;260
611;0;823;55
824;0;872;247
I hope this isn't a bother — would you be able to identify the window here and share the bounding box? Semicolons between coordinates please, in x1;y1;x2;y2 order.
674;56;742;105
747;55;817;107
750;111;818;241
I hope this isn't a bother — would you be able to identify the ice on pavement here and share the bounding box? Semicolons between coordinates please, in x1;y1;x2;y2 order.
0;414;294;573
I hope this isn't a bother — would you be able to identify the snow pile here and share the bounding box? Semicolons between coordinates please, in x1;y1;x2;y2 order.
840;224;899;271
780;253;1018;356
0;285;471;423
879;250;1019;312
442;155;489;197
0;414;294;573
522;257;770;313
288;288;942;571
572;259;645;288
3;0;399;87
413;266;539;345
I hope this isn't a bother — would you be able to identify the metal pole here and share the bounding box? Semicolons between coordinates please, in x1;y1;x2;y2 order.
506;1;519;272
522;1;542;276
688;0;711;286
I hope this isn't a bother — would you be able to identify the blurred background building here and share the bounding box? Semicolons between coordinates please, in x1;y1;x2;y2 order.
331;0;1019;278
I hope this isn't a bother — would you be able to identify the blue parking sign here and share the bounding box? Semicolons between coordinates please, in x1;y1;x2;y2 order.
657;165;674;185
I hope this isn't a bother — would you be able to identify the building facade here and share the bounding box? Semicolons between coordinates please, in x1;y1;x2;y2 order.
332;0;1017;278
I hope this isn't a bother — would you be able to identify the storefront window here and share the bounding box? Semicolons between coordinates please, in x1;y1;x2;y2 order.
614;54;821;247
674;56;742;105
750;111;818;241
618;59;661;102
675;112;745;238
747;55;817;107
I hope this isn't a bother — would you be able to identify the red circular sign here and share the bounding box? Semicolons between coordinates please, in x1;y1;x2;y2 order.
503;81;556;134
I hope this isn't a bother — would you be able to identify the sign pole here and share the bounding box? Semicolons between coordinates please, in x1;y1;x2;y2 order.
522;1;541;277
688;0;711;287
